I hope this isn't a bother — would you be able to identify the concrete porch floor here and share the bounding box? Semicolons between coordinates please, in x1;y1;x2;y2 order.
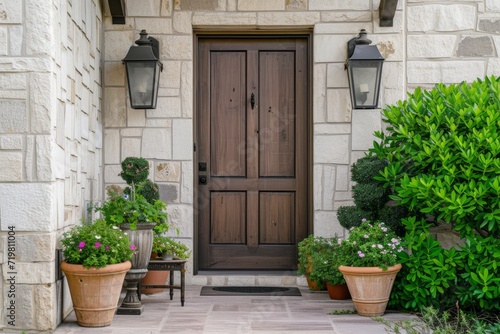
54;285;418;333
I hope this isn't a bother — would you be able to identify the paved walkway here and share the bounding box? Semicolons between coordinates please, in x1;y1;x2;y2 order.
54;285;417;333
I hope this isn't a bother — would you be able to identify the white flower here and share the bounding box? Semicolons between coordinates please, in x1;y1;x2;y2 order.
378;244;383;249
95;235;101;239
112;226;119;230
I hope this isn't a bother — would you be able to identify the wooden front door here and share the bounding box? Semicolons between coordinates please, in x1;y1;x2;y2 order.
196;36;309;270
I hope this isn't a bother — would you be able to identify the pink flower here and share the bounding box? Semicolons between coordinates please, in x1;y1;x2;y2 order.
130;245;137;250
105;245;110;251
94;242;101;248
78;241;86;249
362;218;367;222
364;234;369;239
357;250;365;258
353;241;357;245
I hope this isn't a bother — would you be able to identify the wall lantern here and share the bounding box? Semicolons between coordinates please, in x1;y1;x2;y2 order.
122;30;163;109
345;29;384;109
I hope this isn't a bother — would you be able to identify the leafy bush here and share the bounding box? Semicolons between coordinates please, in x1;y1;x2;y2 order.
337;206;372;229
372;76;500;238
372;76;500;313
389;217;461;310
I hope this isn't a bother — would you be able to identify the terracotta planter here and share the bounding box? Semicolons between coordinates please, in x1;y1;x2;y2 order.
339;264;402;317
326;283;351;300
61;261;131;327
140;270;170;294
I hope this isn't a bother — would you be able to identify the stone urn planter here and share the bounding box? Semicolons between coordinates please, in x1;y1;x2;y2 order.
117;222;156;315
61;261;131;327
338;264;402;316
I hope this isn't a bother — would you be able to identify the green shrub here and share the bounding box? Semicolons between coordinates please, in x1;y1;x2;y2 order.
351;155;388;184
338;155;398;230
352;183;389;212
372;76;500;238
336;205;372;229
373;76;500;313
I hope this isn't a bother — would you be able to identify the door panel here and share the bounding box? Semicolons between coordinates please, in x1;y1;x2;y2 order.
197;37;309;270
210;52;246;177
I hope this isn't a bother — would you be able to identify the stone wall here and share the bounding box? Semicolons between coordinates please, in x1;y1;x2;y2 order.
101;1;500;281
0;0;103;331
0;0;499;330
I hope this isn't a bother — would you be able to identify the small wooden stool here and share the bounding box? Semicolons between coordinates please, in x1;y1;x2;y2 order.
138;259;187;306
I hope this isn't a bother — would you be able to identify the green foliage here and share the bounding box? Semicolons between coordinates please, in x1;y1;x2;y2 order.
338;219;403;270
98;157;170;234
60;219;134;269
352;183;389;212
97;190;169;234
389;217;461;310
297;235;330;276
351;155;388;184
456;235;500;310
152;235;191;259
371;76;500;313
120;157;150;185
337;155;407;233
336;206;372;229
308;237;345;286
379;306;500;334
371;76;500;238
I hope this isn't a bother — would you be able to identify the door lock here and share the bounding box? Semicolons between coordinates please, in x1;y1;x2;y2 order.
199;162;207;171
199;176;207;185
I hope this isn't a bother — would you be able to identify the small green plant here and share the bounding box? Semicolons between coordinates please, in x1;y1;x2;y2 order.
377;306;500;334
97;157;169;234
60;219;135;269
338;218;403;270
152;235;191;259
308;237;345;286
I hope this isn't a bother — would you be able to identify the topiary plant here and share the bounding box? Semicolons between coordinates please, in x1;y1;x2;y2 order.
337;155;408;233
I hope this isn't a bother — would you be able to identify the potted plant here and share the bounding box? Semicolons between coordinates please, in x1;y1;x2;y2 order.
97;156;170;314
297;235;329;290
309;237;351;300
338;218;403;316
60;219;134;327
141;236;190;294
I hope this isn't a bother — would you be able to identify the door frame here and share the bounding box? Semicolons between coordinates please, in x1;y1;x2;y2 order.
193;29;314;274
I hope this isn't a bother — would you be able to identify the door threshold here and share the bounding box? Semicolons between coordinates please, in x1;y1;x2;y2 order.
197;270;297;276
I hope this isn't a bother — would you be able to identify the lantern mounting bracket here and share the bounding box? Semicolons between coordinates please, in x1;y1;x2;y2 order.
379;0;398;27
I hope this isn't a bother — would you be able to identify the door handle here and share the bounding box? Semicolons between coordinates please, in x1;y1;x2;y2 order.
199;176;207;185
250;93;256;110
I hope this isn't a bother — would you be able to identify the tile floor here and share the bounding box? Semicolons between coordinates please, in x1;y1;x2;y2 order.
54;285;418;334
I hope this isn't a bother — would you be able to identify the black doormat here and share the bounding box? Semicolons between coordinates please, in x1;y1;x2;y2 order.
200;286;302;296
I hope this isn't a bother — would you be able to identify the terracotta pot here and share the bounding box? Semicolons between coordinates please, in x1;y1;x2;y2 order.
140;270;170;294
326;283;351;300
61;261;131;327
339;264;402;317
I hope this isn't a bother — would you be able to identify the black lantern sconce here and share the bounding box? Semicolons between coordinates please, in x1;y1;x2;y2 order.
345;29;384;109
123;30;163;109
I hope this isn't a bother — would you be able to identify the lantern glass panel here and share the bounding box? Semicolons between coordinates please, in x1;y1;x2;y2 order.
348;60;383;109
126;61;157;108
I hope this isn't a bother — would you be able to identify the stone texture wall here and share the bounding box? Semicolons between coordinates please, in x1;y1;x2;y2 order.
0;0;103;330
0;0;499;330
102;1;499;280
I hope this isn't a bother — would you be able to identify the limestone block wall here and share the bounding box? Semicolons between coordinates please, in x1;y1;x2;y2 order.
406;1;500;90
102;0;405;281
0;0;103;331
